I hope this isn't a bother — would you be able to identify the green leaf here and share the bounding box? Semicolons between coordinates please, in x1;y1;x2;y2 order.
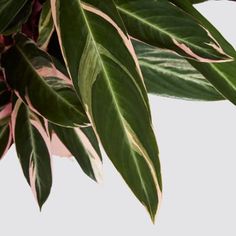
2;33;89;127
133;40;224;101
0;0;32;35
50;123;102;182
0;103;12;160
0;79;12;110
116;0;232;62
0;121;12;160
51;0;162;220
0;75;12;159
38;0;54;49
12;99;52;209
168;0;236;105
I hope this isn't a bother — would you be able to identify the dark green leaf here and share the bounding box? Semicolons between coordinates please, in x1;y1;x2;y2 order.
116;0;232;62
0;0;32;35
12;100;52;209
0;75;12;159
168;0;236;105
52;0;162;221
0;122;12;160
2;33;89;127
38;0;54;49
50;123;102;182
133;40;224;101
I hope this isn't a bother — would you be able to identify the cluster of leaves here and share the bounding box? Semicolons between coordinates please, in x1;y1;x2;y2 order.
0;0;236;222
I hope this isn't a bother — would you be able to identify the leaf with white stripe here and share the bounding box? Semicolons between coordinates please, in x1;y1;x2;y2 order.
2;33;89;127
52;0;162;220
168;0;236;105
50;123;102;182
38;0;54;49
0;74;12;159
0;121;12;160
116;0;231;62
0;103;12;160
12;100;52;209
133;40;224;101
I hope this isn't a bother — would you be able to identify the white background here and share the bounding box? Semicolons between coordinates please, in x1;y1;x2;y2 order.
1;2;236;235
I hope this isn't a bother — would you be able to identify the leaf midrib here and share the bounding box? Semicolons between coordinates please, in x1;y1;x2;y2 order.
80;2;154;214
15;44;83;117
117;4;216;56
24;107;42;196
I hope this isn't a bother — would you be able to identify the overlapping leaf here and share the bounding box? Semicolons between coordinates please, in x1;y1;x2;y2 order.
2;33;89;127
0;0;32;34
38;0;54;49
50;123;102;182
115;0;231;62
0;74;12;159
51;0;162;220
133;40;224;100
11;99;52;208
169;0;236;105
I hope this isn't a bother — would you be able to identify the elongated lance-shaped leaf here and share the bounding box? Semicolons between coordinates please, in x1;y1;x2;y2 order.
133;40;224;101
51;0;162;220
49;123;102;182
0;0;32;34
2;33;89;127
38;0;54;49
0;75;12;110
11;99;52;209
0;73;12;159
0;121;12;160
0;104;12;160
115;0;232;62
168;0;236;105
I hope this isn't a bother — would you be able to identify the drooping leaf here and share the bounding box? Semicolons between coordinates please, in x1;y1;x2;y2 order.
50;123;102;182
168;0;236;105
51;0;162;220
115;0;232;62
0;74;12;159
2;33;89;127
0;0;33;35
0;103;12;160
133;40;224;101
0;78;12;109
0;121;12;160
12;99;52;209
37;0;54;49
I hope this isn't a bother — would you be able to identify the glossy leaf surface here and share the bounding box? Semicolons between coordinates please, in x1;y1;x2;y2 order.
38;0;54;49
52;0;162;220
2;33;88;127
133;40;224;101
169;0;236;105
50;123;102;182
12;100;52;208
116;0;231;62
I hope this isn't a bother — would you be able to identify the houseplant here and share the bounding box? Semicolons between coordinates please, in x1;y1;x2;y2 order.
0;0;235;222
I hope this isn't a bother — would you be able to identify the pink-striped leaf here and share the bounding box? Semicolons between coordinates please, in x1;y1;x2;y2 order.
12;99;52;209
49;123;102;182
52;0;162;221
0;74;12;160
2;33;88;128
116;0;232;62
0;103;12;160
